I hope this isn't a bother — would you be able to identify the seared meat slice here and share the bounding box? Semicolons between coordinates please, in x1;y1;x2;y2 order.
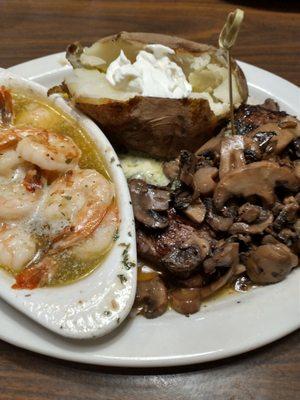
137;210;213;278
234;101;287;135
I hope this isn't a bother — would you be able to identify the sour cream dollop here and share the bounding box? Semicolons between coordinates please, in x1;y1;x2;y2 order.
105;44;192;99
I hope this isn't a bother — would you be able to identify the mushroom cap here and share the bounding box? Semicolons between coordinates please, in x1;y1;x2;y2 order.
214;161;300;209
183;199;206;224
129;179;170;229
229;212;273;235
135;275;168;319
246;243;298;284
170;288;201;315
193;166;218;196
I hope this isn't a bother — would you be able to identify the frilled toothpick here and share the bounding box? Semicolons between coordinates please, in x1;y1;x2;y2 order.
219;9;244;135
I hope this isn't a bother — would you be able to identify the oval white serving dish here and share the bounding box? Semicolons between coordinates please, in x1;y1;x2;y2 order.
0;69;137;339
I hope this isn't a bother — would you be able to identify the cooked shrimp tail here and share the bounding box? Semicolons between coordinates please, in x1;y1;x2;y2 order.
0;86;13;126
23;167;44;192
43;169;114;251
13;256;58;289
51;204;109;251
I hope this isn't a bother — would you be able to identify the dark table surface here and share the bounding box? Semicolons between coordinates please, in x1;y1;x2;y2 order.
0;1;299;399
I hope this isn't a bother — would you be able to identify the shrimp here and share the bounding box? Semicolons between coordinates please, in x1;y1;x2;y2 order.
0;149;23;178
72;204;119;260
0;127;81;172
13;256;58;289
13;205;118;289
0;86;13;126
0;224;36;272
42;169;114;250
0;127;36;150
17;130;81;172
0;164;44;220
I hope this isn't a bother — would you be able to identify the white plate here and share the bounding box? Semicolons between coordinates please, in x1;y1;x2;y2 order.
0;69;137;339
0;53;299;367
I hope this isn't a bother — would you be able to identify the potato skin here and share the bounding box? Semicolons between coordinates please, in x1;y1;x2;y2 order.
98;31;214;56
72;32;248;159
78;96;218;159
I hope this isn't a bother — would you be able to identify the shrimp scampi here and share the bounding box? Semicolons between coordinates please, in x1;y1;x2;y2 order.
0;86;119;289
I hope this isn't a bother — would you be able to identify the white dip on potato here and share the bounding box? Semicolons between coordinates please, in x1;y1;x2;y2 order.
106;44;192;99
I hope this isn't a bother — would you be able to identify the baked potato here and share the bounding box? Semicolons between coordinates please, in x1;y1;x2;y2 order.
62;32;248;159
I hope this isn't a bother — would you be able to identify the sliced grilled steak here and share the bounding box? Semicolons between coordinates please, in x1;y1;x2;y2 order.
234;100;287;135
137;210;213;278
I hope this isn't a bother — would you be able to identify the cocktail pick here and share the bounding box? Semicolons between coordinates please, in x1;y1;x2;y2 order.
219;9;244;135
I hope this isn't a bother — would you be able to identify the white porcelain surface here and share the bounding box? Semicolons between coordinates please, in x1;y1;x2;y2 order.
0;69;137;339
0;54;298;366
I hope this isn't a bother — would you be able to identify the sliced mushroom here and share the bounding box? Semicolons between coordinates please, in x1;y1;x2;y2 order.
229;212;273;235
227;233;252;252
195;130;224;155
219;135;245;179
262;98;280;111
273;201;299;230
173;189;193;210
135;275;168;319
238;203;262;224
203;242;239;274
200;243;239;298
214;161;300;209
262;234;281;245
193;234;211;260
178;150;197;187
246;243;298;284
193;167;218;196
204;198;233;232
170;288;201;315
196;150;219;169
129;179;170;229
175;273;204;288
277;228;298;246
184;199;206;224
206;212;233;232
